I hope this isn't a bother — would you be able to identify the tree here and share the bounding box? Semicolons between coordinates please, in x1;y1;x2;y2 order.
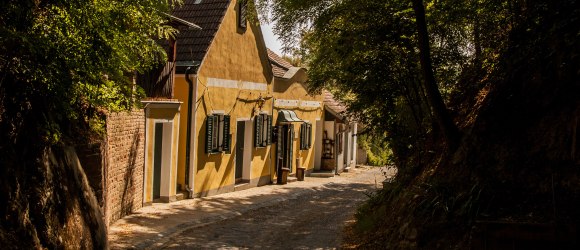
253;0;523;179
255;0;516;152
253;0;466;167
411;0;459;148
0;0;178;247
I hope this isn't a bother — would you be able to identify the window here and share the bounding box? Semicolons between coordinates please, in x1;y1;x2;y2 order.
254;113;272;148
205;114;231;154
300;122;313;150
238;0;247;29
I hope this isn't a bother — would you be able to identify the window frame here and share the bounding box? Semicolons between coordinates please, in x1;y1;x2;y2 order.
254;113;272;148
300;122;313;150
205;114;231;154
238;0;248;30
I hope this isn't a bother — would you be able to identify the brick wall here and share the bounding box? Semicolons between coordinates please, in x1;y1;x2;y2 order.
104;109;145;227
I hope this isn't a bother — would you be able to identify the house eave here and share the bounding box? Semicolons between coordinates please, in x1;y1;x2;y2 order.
164;13;202;30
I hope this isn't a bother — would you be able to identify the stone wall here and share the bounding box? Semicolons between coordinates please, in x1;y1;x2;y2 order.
76;142;105;207
104;110;145;227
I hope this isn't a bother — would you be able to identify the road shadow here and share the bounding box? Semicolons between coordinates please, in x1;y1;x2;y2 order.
108;168;386;249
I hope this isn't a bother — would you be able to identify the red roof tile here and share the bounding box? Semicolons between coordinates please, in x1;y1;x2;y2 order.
323;90;347;117
267;48;294;78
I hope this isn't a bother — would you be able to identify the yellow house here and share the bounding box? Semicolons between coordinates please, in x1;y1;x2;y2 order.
137;17;201;204
171;0;276;198
267;49;324;179
138;0;326;202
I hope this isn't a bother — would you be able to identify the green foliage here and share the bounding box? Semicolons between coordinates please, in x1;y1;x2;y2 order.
355;182;404;232
261;0;580;247
0;0;179;144
255;0;517;172
0;2;181;247
359;134;393;166
254;0;430;170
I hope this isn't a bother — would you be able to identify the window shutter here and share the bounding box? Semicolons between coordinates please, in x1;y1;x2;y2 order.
266;115;273;145
222;115;231;152
254;115;263;147
238;0;247;29
289;125;294;171
224;134;232;154
276;125;283;170
308;124;313;149
300;123;305;150
205;115;214;154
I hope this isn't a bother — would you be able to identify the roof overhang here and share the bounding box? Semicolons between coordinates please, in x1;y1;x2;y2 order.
277;110;303;123
324;105;343;119
163;13;202;30
141;99;182;110
282;67;305;79
175;60;202;74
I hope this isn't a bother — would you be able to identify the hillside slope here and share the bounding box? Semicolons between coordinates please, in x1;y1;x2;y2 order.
351;1;580;249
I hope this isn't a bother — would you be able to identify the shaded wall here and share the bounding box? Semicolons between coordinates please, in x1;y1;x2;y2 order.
104;110;145;226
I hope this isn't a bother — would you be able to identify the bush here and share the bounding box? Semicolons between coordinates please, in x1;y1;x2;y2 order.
359;134;393;166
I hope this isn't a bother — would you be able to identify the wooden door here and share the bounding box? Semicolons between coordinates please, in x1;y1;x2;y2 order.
235;121;245;182
152;123;163;199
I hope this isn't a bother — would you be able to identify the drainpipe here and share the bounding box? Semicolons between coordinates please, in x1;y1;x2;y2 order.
270;97;275;183
185;67;195;198
335;119;339;175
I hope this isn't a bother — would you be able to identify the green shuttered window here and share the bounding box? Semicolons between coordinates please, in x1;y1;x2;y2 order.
300;122;313;150
205;114;231;154
254;114;272;148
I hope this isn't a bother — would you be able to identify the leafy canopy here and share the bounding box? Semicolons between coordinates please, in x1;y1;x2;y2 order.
0;0;180;143
254;0;516;166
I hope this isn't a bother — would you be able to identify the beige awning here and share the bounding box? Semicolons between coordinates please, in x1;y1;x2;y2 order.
277;110;302;123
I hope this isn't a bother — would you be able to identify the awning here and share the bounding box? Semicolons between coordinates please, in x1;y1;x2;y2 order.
277;110;302;123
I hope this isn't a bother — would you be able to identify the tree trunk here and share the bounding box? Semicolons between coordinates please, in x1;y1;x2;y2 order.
411;0;459;148
472;0;482;69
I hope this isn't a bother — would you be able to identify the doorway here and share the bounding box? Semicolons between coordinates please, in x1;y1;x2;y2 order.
151;121;173;202
152;121;173;201
153;123;163;199
235;120;252;184
276;124;295;176
235;121;245;183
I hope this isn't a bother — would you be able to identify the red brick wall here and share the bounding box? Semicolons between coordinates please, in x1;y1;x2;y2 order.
104;110;145;227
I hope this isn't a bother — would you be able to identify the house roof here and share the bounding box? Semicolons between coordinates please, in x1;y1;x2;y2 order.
164;13;202;30
267;48;294;78
172;0;231;66
323;90;348;119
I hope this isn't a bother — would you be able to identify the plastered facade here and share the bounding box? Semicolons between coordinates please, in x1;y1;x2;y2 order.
143;102;181;204
272;71;324;176
174;0;274;197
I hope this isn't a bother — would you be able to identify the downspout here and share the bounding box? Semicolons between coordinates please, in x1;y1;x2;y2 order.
352;123;358;167
185;67;195;198
335;119;339;175
270;97;275;183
